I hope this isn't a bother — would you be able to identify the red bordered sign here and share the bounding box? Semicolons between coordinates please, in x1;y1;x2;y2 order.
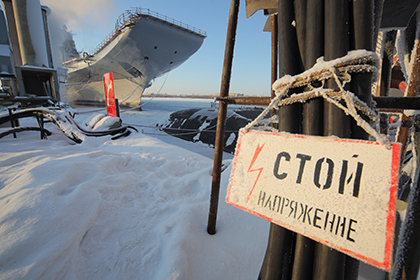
226;129;401;271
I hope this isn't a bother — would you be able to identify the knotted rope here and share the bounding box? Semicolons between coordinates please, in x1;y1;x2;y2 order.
243;50;390;148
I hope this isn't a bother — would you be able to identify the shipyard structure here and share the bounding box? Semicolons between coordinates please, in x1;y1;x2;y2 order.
63;8;206;107
0;0;62;103
0;1;205;107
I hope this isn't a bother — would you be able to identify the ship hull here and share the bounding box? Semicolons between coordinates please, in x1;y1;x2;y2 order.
64;12;205;107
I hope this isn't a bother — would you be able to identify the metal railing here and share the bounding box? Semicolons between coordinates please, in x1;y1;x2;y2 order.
90;7;206;56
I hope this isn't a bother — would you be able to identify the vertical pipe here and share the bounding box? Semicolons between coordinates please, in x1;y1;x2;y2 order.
2;0;22;66
207;0;240;235
397;27;420;161
380;31;397;97
350;0;374;140
313;0;350;279
258;225;295;280
392;13;420;280
259;1;303;279
271;14;278;124
12;0;49;67
291;1;324;280
372;0;385;46
7;108;17;138
271;14;278;100
391;157;420;280
302;0;324;136
41;6;54;68
116;98;120;118
0;7;13;76
343;1;375;278
277;0;303;133
294;0;307;67
379;31;397;135
322;0;351;138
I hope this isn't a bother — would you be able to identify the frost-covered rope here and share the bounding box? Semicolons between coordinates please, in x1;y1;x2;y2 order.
243;85;291;131
243;50;390;147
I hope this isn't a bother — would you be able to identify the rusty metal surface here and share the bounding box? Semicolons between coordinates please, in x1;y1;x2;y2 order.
207;0;240;235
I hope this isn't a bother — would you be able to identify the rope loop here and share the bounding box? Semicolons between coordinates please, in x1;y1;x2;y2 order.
244;50;390;148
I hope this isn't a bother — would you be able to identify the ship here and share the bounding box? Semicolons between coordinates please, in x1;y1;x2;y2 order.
62;8;206;107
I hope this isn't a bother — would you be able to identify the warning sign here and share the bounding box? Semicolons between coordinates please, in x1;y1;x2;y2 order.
226;129;401;271
103;72;117;118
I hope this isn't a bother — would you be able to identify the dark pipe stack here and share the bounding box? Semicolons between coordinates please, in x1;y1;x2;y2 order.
258;1;375;279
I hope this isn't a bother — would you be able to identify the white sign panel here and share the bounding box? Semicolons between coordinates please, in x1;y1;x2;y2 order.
226;129;401;271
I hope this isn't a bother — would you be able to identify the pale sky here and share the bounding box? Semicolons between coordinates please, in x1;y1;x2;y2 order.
41;0;272;96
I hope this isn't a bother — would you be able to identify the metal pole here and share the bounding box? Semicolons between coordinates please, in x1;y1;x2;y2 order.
8;108;17;138
220;95;420;110
374;96;420;109
207;0;240;235
116;98;120;118
258;0;303;279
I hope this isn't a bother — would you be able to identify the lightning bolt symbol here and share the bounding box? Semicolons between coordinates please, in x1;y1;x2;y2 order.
246;143;265;203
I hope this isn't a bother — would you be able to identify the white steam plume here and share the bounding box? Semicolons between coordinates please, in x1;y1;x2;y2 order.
41;0;117;32
41;0;118;64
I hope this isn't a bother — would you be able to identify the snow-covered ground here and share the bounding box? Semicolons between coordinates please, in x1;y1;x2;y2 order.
0;98;396;279
0;99;271;279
